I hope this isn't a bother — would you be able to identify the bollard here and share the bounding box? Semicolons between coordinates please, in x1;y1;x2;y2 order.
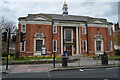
8;55;10;59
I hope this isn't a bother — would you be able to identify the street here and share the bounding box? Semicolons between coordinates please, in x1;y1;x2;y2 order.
1;67;119;80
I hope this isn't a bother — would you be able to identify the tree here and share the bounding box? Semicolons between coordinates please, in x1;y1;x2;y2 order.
0;17;17;53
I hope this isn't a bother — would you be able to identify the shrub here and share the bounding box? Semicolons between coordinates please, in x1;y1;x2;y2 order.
114;49;120;56
2;52;14;57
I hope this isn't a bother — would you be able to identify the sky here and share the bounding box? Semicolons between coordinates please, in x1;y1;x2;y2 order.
0;0;120;26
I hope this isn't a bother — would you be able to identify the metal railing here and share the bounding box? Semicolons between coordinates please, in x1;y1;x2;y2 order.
55;55;120;68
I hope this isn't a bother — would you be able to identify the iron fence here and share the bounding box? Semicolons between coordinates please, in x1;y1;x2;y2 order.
55;55;120;68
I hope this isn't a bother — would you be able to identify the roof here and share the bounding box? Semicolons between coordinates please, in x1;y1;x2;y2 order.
18;13;112;24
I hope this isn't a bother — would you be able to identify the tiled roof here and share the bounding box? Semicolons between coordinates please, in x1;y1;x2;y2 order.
19;13;112;24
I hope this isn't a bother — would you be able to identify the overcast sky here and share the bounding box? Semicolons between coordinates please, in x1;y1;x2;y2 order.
0;0;119;26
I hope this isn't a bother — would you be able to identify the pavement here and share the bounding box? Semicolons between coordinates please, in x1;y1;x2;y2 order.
0;56;119;74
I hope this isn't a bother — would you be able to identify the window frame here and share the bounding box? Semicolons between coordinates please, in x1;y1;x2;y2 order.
82;25;87;34
96;41;102;51
108;28;112;35
20;41;26;52
64;28;73;42
35;40;43;51
53;40;57;52
83;40;87;52
53;25;57;34
109;41;113;51
21;24;26;33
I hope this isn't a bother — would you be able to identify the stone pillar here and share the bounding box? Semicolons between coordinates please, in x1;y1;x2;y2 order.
76;27;79;54
61;26;63;55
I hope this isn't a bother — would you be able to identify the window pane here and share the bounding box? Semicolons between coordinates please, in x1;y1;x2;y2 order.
96;41;101;51
22;25;26;32
109;41;112;51
21;41;25;51
53;26;57;33
66;30;71;41
83;41;87;51
36;40;43;51
53;40;57;52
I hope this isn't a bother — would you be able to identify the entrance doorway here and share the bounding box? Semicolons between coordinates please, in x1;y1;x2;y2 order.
66;45;72;56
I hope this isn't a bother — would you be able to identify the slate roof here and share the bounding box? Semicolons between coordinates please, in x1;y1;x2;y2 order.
18;13;112;24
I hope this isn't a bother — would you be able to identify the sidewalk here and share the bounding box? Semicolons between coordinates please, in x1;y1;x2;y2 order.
1;64;119;74
1;56;119;73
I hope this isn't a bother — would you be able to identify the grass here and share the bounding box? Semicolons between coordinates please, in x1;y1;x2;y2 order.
108;55;120;59
2;56;61;62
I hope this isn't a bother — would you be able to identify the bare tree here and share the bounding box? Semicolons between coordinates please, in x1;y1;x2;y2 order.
0;17;17;53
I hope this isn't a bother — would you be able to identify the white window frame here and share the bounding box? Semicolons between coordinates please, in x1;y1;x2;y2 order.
64;28;73;42
53;25;57;34
109;41;113;51
53;40;57;52
108;28;112;35
21;24;26;33
34;38;44;52
83;40;87;52
20;41;26;52
82;25;86;34
35;40;43;51
95;40;103;52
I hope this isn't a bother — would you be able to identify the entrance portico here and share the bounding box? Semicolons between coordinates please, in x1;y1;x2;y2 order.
60;26;80;56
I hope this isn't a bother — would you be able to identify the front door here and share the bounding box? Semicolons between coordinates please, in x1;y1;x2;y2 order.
66;45;72;56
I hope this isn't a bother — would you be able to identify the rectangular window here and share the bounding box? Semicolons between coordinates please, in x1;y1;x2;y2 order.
96;41;101;51
53;40;57;52
21;24;26;32
53;26;57;34
20;41;26;52
109;41;112;51
82;26;86;34
65;29;72;42
83;40;87;52
36;40;43;51
108;28;112;35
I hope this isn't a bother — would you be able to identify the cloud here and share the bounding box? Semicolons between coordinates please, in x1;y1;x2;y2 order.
1;1;119;26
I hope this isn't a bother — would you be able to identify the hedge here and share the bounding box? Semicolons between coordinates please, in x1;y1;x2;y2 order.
114;49;120;56
2;52;14;57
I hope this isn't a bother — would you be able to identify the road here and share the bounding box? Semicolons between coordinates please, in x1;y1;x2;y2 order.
1;67;120;80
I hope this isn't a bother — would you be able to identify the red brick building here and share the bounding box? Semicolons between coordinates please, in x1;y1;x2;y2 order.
16;2;114;56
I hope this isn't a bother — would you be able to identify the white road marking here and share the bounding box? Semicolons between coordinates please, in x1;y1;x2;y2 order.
47;71;51;79
106;67;118;70
84;69;95;71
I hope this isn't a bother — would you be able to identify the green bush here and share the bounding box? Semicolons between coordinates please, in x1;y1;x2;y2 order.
2;52;14;57
114;49;120;56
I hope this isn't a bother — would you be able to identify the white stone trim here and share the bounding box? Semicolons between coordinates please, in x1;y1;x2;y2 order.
61;26;63;54
34;38;45;55
76;27;79;54
79;26;81;54
19;21;51;25
94;39;104;52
